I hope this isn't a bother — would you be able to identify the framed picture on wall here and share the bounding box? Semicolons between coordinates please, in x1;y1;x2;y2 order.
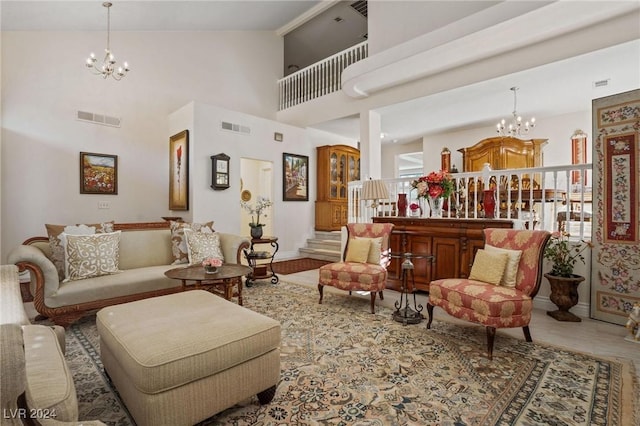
80;152;118;194
283;153;309;201
169;130;189;210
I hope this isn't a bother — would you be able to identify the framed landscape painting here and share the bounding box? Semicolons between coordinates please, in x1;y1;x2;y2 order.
80;152;118;194
283;152;309;201
169;130;189;210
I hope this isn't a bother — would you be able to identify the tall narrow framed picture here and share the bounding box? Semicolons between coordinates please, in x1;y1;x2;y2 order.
80;152;118;194
283;152;309;201
169;130;189;210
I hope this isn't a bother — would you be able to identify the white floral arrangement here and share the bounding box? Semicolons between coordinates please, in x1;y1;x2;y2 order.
241;196;273;227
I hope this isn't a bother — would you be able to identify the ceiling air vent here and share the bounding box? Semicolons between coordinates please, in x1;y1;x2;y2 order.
593;79;610;88
77;110;121;128
350;0;368;18
220;121;251;135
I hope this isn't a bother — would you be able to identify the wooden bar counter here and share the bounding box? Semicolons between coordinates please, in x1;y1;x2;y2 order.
372;217;514;292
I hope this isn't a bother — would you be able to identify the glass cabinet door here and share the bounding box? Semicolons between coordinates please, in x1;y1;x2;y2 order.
339;154;347;198
330;152;338;198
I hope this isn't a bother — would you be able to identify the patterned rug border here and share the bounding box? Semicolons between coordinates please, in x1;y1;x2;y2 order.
65;278;638;425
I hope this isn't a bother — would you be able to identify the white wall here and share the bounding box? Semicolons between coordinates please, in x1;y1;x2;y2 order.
1;30;282;260
171;101;317;260
381;139;421;178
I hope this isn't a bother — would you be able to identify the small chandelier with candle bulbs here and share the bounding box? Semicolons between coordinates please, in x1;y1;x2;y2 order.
496;87;535;137
85;2;130;80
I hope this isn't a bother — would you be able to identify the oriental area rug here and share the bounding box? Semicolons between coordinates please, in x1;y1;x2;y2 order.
64;281;638;426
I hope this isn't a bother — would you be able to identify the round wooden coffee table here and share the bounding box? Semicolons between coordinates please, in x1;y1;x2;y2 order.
164;264;252;305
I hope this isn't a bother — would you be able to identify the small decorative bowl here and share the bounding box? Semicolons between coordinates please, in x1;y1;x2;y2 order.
203;266;218;274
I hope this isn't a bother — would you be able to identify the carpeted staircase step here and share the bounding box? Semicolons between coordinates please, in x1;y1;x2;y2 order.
313;231;342;241
297;230;342;262
306;238;341;250
298;247;341;262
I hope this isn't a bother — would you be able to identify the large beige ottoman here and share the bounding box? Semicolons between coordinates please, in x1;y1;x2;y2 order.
96;290;281;426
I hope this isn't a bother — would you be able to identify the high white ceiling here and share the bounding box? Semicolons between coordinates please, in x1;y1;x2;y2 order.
2;0;639;149
0;1;322;31
311;39;640;143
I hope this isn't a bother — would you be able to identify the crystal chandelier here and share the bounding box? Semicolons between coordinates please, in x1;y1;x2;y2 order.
85;2;130;80
496;87;535;137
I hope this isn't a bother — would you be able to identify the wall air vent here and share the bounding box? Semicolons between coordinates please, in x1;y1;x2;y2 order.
350;0;368;18
593;79;610;88
77;110;121;128
220;121;251;135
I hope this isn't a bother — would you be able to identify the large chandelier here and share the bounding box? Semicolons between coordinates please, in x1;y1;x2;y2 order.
496;87;535;137
85;2;130;80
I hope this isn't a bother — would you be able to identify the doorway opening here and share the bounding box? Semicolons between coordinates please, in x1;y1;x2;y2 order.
240;158;274;238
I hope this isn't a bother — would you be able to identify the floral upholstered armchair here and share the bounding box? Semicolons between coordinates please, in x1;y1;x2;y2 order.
318;223;394;313
427;228;551;360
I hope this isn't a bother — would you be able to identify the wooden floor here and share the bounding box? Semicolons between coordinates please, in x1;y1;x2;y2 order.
283;269;640;381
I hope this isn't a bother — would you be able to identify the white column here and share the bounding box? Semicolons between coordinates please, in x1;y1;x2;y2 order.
359;110;382;179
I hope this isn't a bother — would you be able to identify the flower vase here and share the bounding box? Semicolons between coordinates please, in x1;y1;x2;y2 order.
483;190;496;219
427;196;444;218
418;198;428;218
397;193;407;217
250;225;263;239
204;266;218;274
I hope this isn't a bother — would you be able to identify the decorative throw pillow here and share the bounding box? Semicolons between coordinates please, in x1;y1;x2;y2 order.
356;236;383;264
183;229;224;265
469;249;509;285
170;221;215;265
45;221;115;281
345;238;371;263
484;244;523;288
62;231;121;282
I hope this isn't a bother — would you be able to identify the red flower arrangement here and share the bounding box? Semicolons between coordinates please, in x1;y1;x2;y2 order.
411;170;454;199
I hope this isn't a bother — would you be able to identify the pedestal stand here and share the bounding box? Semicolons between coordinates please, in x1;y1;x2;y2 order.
244;236;279;287
391;252;432;325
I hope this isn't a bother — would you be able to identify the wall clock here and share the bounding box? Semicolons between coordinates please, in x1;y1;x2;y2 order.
211;153;230;190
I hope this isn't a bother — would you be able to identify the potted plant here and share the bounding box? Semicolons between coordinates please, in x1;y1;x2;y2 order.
241;196;273;239
543;231;592;322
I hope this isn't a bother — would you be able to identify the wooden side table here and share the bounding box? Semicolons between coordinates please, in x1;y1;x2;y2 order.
244;236;279;286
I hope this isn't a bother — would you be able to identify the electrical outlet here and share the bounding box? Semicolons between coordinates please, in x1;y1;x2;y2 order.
98;201;110;209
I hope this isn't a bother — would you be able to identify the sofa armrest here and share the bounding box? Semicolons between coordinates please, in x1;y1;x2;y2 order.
8;245;61;321
39;420;107;426
0;265;30;326
218;233;251;264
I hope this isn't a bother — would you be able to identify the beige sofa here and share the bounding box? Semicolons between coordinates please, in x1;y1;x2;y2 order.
1;264;106;425
7;222;250;327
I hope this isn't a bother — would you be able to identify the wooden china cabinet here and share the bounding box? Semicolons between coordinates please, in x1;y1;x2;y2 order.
457;136;547;172
315;144;360;231
373;217;514;292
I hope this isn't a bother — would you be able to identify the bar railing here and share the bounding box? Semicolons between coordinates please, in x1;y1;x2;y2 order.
348;164;593;240
278;41;368;110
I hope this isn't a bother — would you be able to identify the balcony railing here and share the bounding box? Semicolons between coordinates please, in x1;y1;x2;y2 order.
348;164;593;240
278;41;368;110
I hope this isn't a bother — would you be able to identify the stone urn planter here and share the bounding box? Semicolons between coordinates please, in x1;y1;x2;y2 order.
250;224;264;239
544;273;585;322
